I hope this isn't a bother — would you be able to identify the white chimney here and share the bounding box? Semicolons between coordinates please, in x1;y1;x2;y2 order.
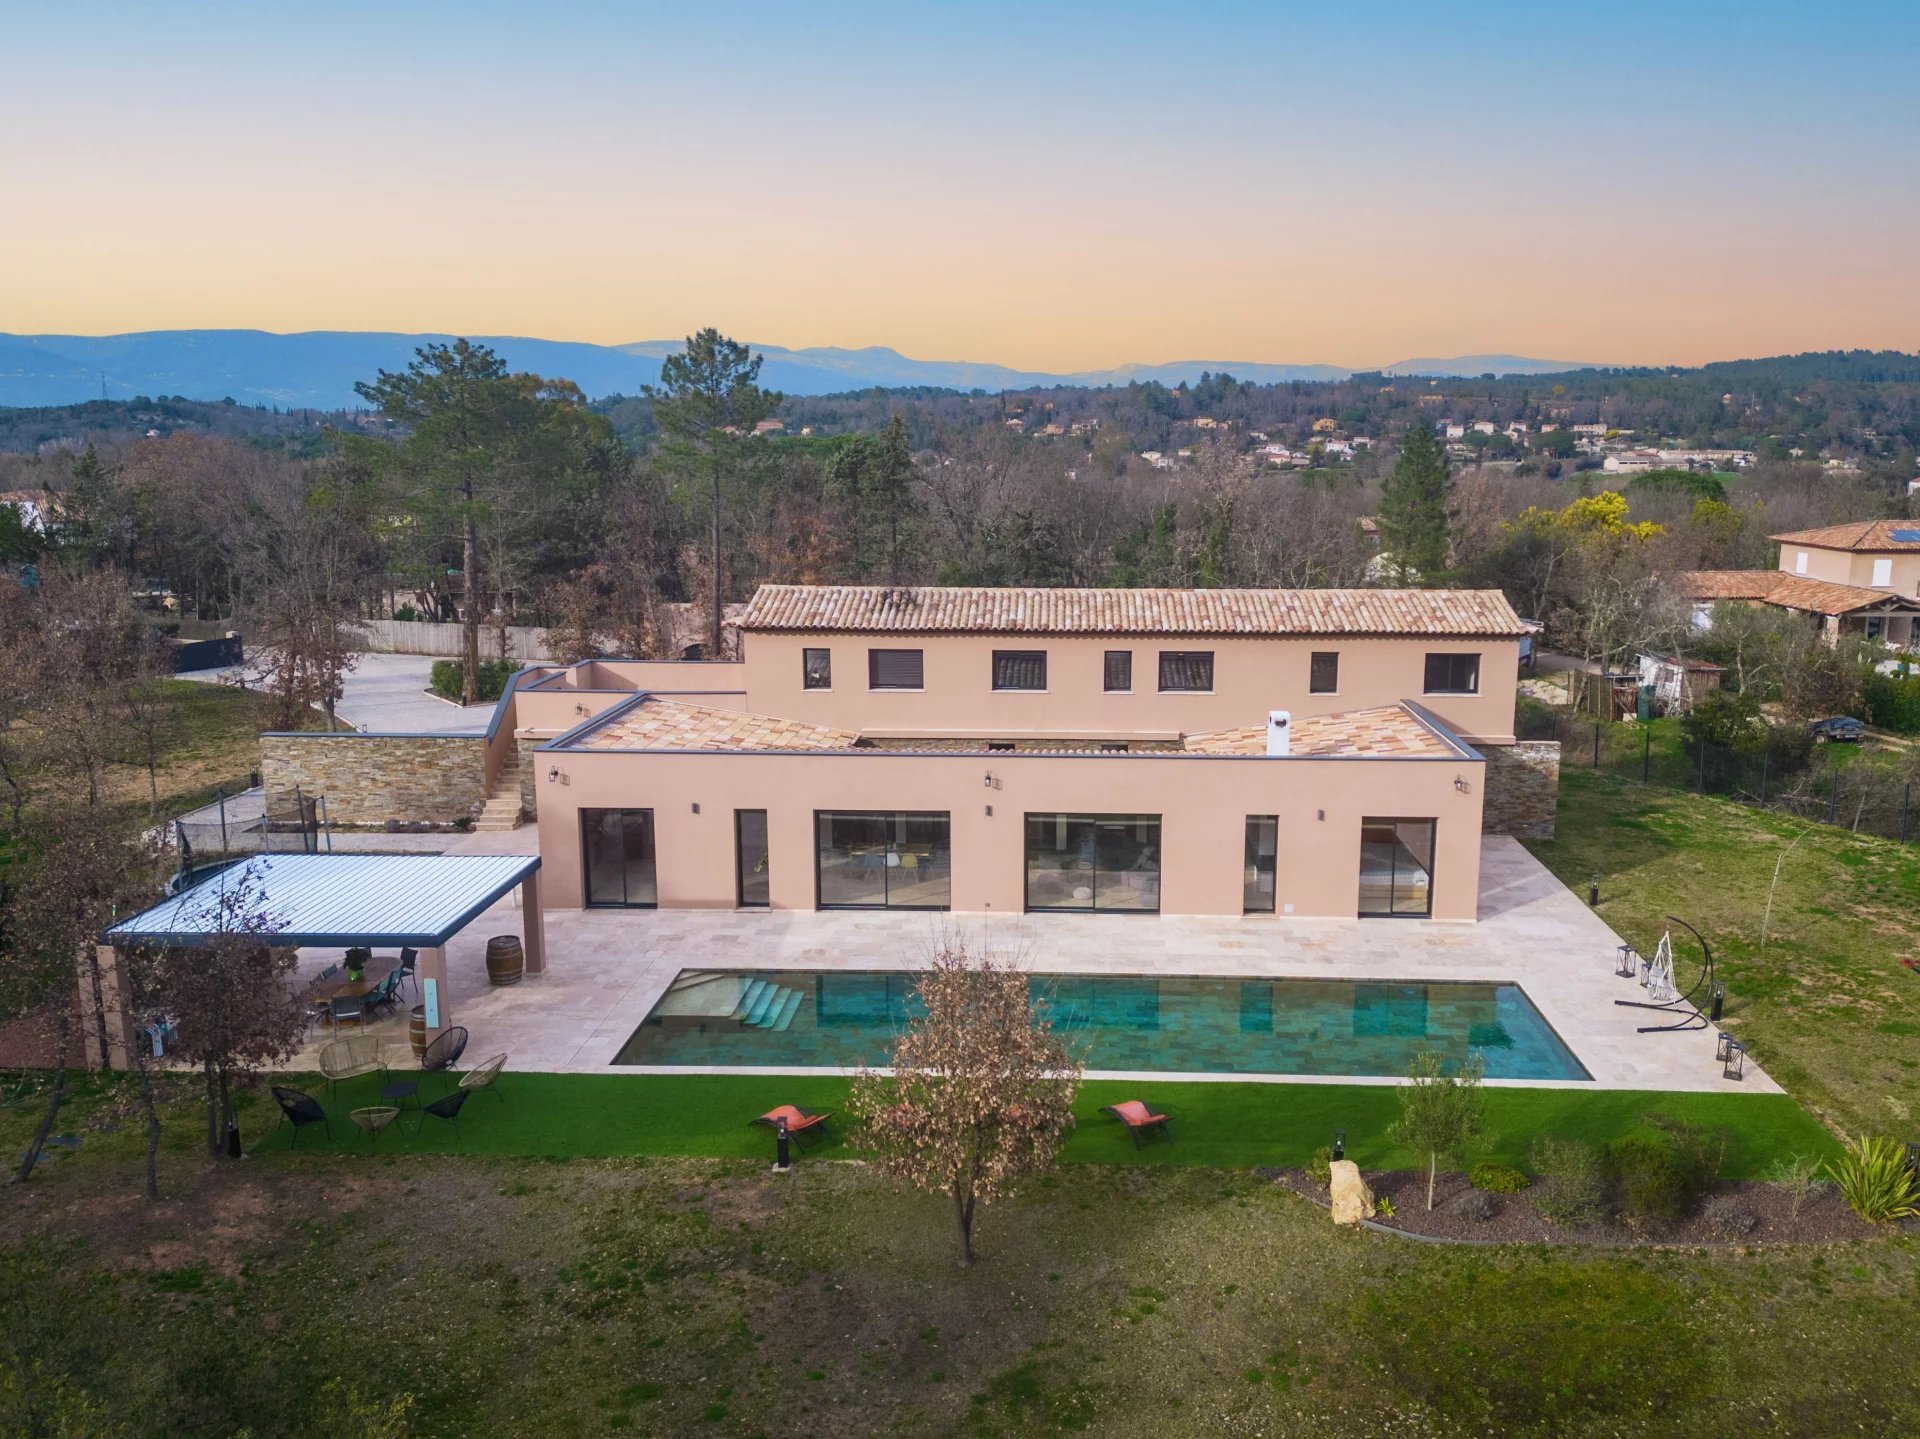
1266;710;1291;757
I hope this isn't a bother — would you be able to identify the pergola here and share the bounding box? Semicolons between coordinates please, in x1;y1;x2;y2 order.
95;853;544;1069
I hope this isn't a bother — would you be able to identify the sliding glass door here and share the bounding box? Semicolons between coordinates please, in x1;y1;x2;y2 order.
1024;814;1161;912
582;808;657;907
1359;818;1435;918
815;812;952;909
736;809;770;907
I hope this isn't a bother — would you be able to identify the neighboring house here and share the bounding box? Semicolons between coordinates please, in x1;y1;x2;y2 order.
1602;450;1660;474
1442;423;1466;440
752;419;786;436
1679;519;1920;648
526;584;1535;923
1471;421;1497;436
0;490;55;531
1656;447;1754;469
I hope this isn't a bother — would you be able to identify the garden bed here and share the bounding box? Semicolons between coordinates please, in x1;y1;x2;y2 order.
1272;1166;1914;1246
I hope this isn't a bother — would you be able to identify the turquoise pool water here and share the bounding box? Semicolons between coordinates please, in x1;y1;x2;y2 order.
611;971;1590;1081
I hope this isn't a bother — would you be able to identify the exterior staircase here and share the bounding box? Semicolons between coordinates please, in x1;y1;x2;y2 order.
473;753;526;832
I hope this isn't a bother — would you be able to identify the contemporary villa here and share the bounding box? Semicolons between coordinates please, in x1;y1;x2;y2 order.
1682;520;1920;648
515;585;1545;924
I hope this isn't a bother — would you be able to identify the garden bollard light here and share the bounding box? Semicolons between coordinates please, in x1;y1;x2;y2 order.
1709;982;1725;1023
1332;1128;1345;1162
1588;871;1600;907
774;1117;791;1173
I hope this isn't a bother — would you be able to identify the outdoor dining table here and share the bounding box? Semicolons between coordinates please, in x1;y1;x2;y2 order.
306;956;400;1006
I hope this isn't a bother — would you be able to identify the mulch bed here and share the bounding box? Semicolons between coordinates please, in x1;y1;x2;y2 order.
1268;1167;1918;1246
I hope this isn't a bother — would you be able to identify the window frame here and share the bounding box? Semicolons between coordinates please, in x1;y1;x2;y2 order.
1243;814;1278;913
801;647;832;690
1422;652;1481;696
1309;651;1339;695
991;649;1048;692
813;810;952;911
1157;650;1215;693
1103;650;1133;693
867;647;926;691
580;807;658;909
1023;812;1163;914
1358;817;1436;919
734;808;770;908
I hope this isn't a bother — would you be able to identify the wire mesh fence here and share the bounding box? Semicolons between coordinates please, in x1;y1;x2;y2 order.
169;787;327;871
1522;711;1919;844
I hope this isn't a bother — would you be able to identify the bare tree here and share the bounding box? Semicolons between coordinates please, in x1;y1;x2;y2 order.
850;941;1081;1267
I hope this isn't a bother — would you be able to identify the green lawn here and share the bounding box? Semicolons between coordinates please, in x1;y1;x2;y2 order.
1527;768;1920;1139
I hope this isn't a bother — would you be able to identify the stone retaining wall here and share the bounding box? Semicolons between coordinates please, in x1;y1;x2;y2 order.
518;736;542;819
1481;741;1559;839
261;733;486;827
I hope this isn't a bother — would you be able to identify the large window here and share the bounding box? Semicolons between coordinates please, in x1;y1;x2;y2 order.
993;650;1047;691
1423;652;1480;695
802;647;832;689
868;648;925;690
1359;818;1435;918
1309;651;1339;694
1158;651;1214;692
582;808;657;907
1244;815;1278;913
736;809;769;907
816;812;951;909
1104;650;1133;692
1025;814;1161;912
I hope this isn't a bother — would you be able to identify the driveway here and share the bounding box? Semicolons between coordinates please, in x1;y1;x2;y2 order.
178;652;491;734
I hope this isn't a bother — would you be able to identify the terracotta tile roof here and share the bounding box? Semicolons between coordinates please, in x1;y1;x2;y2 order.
570;696;862;752
1770;520;1920;552
1678;569;1920;617
738;585;1529;638
1181;705;1459;759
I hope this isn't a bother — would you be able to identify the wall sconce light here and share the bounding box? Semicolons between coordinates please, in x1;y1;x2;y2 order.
691;802;701;814
1316;808;1325;821
982;772;1000;790
1453;774;1470;793
546;766;560;784
984;803;993;817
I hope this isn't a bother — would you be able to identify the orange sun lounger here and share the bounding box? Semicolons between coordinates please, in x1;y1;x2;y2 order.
1102;1100;1172;1147
751;1105;834;1151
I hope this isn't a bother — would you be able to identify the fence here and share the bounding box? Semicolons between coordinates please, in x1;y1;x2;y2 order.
168;786;329;881
350;619;555;661
1523;711;1918;844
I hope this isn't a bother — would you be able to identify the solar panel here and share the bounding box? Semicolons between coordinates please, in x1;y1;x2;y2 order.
1891;528;1920;543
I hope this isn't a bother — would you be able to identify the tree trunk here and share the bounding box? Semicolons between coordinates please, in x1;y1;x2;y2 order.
1428;1151;1438;1212
952;1183;975;1268
81;943;111;1074
217;1067;234;1159
462;508;481;706
708;449;724;658
137;1057;162;1201
204;1059;220;1156
16;1019;72;1183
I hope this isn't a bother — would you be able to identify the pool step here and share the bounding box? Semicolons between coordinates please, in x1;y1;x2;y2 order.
767;990;804;1032
733;980;807;1030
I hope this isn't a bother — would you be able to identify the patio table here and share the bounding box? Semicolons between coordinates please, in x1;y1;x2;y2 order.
306;957;400;1006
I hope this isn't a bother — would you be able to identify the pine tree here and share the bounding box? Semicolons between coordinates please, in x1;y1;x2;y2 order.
1378;425;1455;583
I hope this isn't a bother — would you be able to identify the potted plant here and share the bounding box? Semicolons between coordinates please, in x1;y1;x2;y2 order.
344;946;373;982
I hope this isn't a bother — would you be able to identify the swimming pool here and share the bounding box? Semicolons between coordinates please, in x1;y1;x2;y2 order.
611;970;1590;1081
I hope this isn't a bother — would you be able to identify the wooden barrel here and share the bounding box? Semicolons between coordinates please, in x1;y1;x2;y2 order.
408;1005;428;1059
485;934;525;987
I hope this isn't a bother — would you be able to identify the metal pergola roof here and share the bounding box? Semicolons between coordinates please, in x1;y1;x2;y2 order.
103;853;540;949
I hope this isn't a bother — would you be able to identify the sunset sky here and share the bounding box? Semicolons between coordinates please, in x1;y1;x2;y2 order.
3;1;1917;371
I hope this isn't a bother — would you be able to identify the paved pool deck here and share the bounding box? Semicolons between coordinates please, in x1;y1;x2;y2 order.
289;835;1776;1094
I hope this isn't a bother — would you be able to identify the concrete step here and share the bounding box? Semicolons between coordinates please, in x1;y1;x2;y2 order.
732;978;770;1023
768;990;804;1032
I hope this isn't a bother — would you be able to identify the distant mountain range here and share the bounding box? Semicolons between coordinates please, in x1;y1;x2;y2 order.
0;330;1597;410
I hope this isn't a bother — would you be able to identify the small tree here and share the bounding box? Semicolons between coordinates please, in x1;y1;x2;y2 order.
1378;424;1455;582
850;942;1081;1267
1391;1049;1485;1211
153;867;308;1156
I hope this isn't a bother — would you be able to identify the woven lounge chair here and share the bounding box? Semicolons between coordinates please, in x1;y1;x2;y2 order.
350;1106;402;1149
1102;1100;1171;1147
458;1053;508;1103
750;1105;833;1152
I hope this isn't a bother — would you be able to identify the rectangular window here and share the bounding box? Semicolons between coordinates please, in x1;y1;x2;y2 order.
1244;815;1278;913
992;650;1047;691
1795;550;1808;574
1024;813;1161;913
1359;818;1435;918
868;648;924;690
815;811;951;910
1423;652;1480;695
802;647;831;689
1871;558;1893;587
1104;650;1133;692
582;808;657;908
1157;651;1214;692
735;810;769;908
1309;651;1339;694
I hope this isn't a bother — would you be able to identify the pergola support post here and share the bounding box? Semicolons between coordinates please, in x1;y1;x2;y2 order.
78;944;135;1072
521;870;546;976
418;944;451;1042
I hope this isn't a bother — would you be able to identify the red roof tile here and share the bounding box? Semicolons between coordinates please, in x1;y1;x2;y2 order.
1769;521;1920;552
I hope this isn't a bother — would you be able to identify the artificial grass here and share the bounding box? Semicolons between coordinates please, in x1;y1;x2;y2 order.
254;1070;1837;1177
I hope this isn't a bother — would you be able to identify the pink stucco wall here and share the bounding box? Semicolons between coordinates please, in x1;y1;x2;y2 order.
738;631;1520;744
533;746;1486;921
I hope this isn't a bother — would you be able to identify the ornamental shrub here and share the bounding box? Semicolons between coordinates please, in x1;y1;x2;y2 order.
1467;1162;1529;1194
1609;1129;1689;1226
429;658;516;704
1529;1137;1609;1228
1306;1145;1333;1188
1827;1134;1920;1223
1863;671;1920;734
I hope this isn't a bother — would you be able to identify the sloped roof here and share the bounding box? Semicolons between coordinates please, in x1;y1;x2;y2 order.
568;696;862;752
1182;704;1464;759
738;585;1528;638
1678;569;1920;617
1770;521;1920;552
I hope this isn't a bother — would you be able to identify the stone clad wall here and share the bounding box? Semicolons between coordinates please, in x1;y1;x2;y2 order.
260;734;486;827
518;736;542;819
1480;741;1559;839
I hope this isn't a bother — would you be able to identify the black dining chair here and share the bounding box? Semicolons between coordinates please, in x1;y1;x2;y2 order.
328;995;364;1030
396;948;419;1000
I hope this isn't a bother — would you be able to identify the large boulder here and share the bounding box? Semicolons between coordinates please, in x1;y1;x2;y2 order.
1329;1160;1376;1226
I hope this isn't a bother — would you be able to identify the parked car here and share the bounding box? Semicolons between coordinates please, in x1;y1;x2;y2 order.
1808;716;1865;743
